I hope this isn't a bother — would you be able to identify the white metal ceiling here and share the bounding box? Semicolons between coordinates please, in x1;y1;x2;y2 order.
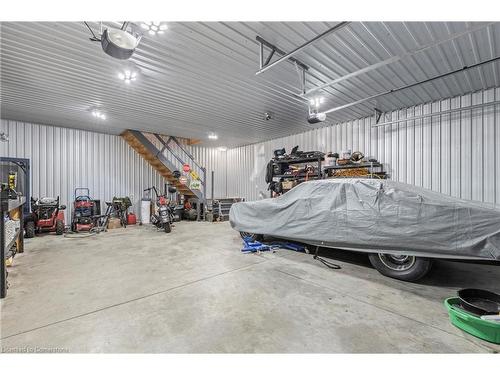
1;21;499;147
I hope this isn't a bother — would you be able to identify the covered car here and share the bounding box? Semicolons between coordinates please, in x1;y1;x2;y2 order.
229;179;500;281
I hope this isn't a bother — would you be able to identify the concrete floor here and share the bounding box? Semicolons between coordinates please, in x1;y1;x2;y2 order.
1;221;499;353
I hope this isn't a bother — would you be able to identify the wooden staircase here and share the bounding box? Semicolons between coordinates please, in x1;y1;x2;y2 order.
121;130;205;199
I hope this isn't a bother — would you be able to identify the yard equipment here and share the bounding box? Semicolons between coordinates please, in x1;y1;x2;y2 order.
71;188;97;232
25;196;66;238
110;197;131;227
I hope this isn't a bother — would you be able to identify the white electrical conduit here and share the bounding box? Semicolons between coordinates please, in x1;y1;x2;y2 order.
323;55;500;115
372;100;500;128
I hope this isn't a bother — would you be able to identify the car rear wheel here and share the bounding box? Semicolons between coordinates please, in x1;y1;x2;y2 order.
368;253;432;282
239;232;263;242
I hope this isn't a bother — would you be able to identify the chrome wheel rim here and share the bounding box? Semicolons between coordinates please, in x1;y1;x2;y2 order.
378;253;416;271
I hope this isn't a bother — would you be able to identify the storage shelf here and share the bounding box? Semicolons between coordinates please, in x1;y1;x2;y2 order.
323;162;382;170
273;173;320;178
274;157;324;164
7;197;26;212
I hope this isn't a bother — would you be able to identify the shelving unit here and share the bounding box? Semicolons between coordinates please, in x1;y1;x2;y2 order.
323;162;386;179
1;193;25;299
271;156;324;193
273;173;321;179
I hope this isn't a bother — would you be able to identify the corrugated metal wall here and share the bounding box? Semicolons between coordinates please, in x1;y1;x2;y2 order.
0;120;227;223
227;87;500;207
2;86;499;213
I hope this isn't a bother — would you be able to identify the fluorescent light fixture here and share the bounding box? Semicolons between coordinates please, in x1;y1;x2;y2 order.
208;133;218;140
140;22;168;36
217;146;227;151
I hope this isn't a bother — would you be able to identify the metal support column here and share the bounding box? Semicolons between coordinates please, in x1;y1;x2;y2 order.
211;170;214;202
0;192;6;299
202;167;207;221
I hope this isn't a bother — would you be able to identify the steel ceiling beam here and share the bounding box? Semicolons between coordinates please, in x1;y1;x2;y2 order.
256;36;309;71
323;55;500;115
304;22;496;97
255;21;350;75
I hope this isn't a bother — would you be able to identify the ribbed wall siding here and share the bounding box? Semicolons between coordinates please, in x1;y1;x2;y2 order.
2;86;499;211
0;120;227;222
226;87;500;207
189;146;228;199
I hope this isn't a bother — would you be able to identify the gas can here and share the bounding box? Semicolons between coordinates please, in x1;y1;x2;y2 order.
127;213;137;225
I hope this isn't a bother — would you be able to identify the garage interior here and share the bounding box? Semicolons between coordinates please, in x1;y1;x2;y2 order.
1;20;500;354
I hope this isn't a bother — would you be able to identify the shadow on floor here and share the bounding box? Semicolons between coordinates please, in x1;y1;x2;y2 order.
313;246;500;292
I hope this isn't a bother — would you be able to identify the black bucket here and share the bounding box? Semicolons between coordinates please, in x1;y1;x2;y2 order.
458;288;500;316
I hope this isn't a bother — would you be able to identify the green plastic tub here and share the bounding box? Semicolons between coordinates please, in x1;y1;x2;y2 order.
445;297;500;344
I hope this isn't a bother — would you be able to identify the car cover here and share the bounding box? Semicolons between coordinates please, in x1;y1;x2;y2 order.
229;179;500;261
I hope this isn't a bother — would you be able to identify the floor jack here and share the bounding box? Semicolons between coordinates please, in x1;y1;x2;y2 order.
241;237;306;253
240;237;341;269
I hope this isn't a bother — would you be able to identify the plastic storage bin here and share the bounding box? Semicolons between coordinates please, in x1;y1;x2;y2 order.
445;297;500;344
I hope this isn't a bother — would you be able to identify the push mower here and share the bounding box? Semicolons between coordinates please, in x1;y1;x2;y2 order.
71;188;98;232
25;196;66;238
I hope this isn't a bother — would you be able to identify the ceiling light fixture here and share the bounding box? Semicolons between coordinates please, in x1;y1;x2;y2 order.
84;21;142;60
208;133;218;140
118;70;137;84
91;109;107;120
140;22;168;36
101;27;140;60
309;97;325;108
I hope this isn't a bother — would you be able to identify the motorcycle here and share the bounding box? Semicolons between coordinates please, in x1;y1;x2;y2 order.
144;185;177;233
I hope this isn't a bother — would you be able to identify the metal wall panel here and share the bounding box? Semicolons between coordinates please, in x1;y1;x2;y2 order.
0;119;226;222
2;87;499;211
226;87;500;208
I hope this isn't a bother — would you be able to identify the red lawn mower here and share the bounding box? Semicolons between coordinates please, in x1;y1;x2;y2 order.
25;196;66;238
71;188;98;232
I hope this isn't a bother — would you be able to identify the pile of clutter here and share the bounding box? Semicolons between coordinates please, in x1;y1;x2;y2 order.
4;216;20;264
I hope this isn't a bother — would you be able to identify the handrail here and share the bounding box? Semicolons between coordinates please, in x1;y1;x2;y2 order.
153;134;206;183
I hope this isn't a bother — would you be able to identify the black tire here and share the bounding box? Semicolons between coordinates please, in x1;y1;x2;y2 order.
368;253;433;282
55;220;65;235
239;231;263;242
185;209;198;221
164;223;171;233
25;221;36;238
